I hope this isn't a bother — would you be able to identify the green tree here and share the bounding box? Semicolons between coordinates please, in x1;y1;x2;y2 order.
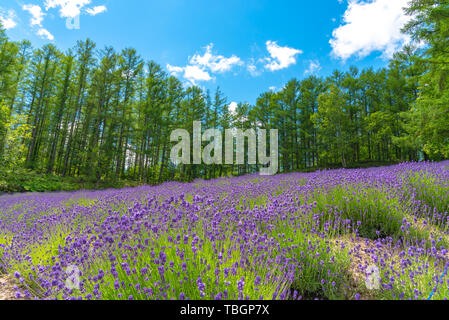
314;85;352;167
404;0;449;158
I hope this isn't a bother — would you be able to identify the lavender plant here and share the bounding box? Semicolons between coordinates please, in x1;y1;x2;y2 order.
1;161;448;300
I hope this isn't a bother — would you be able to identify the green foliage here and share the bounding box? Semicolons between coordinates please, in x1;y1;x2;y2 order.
314;85;351;167
0;0;447;189
0;102;8;158
0;168;139;193
403;0;449;159
1;112;32;168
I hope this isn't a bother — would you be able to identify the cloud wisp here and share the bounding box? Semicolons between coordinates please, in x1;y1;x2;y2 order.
17;1;108;41
22;4;54;40
167;43;243;85
0;9;17;30
264;40;303;71
304;59;321;75
167;40;303;84
36;28;54;40
86;5;107;16
245;41;303;76
44;0;91;18
22;4;45;26
190;44;243;73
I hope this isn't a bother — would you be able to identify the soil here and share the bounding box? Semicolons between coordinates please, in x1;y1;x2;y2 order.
0;275;18;300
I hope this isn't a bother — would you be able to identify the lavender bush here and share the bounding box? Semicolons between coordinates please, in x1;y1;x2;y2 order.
1;161;449;300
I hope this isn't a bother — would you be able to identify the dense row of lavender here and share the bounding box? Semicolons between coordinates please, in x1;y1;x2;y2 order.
1;162;449;300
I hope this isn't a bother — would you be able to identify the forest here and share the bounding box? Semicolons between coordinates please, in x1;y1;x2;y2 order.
0;0;448;192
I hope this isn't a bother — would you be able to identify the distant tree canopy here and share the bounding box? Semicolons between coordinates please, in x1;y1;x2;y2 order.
0;0;448;184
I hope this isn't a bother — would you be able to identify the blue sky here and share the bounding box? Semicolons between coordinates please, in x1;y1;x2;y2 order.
0;0;412;105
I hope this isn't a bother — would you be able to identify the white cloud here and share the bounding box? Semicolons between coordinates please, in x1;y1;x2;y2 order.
264;40;303;71
168;41;302;82
20;1;107;41
22;4;55;40
44;0;92;18
86;5;107;16
229;102;238;115
190;44;243;73
167;64;212;85
247;64;257;75
304;60;321;75
37;28;54;40
167;64;184;76
167;44;242;85
0;9;17;29
330;0;412;60
22;4;45;26
247;58;262;77
184;65;212;82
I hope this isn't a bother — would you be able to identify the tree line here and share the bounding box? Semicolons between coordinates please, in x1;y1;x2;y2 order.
0;0;448;185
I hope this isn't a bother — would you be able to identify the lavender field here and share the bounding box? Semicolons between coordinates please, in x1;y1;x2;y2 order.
1;162;449;300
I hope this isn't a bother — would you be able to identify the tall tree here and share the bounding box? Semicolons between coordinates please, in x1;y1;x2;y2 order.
404;0;449;158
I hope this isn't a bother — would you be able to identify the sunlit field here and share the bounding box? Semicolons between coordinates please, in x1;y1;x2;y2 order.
1;161;449;300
